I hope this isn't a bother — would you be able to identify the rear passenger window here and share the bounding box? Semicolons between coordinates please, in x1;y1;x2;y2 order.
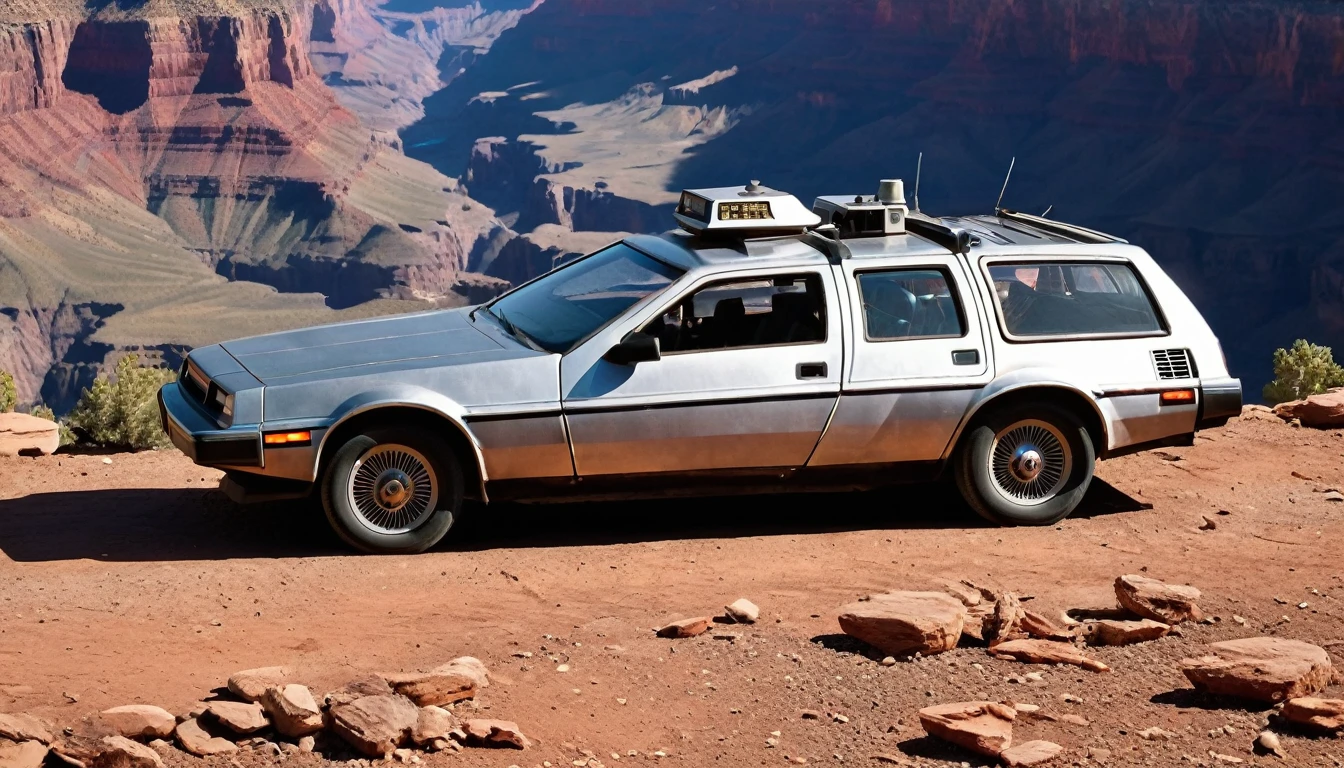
857;269;965;340
987;261;1163;338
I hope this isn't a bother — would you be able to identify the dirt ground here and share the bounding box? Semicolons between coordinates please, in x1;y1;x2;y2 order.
1;411;1342;767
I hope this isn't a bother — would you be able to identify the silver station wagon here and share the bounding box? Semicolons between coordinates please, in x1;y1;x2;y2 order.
159;179;1241;553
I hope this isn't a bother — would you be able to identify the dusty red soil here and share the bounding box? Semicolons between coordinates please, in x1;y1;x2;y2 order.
1;411;1342;767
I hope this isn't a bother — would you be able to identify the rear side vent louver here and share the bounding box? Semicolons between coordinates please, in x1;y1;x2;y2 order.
1152;349;1195;379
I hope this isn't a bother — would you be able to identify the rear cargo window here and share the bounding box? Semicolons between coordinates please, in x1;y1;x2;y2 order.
987;261;1163;338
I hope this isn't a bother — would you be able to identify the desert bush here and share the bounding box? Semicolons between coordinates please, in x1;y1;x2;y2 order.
29;404;76;447
1262;339;1344;405
67;354;176;450
0;370;16;413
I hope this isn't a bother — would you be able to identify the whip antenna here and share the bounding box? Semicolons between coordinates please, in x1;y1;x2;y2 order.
913;152;923;213
994;156;1015;213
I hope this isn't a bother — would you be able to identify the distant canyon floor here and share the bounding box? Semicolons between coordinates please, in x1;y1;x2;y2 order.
1;412;1342;767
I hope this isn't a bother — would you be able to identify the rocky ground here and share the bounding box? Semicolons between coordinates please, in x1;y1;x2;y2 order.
1;410;1342;767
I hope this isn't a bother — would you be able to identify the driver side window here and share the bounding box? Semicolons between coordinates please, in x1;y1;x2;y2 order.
642;274;826;354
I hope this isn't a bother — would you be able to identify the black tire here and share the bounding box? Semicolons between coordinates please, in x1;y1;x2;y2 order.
320;426;463;554
954;402;1095;526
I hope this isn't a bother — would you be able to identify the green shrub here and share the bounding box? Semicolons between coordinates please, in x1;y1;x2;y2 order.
1263;339;1344;405
0;370;16;413
67;354;176;450
29;405;76;448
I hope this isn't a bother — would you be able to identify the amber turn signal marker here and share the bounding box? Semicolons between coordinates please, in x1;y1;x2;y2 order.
1159;389;1196;404
264;431;312;445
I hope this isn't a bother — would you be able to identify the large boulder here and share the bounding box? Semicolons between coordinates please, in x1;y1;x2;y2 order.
837;591;966;656
1181;638;1334;703
1273;389;1344;428
460;719;529;750
410;706;459;747
96;706;176;740
0;713;53;744
173;719;237;756
990;639;1110;672
918;701;1015;757
329;695;420;758
1280;698;1344;733
203;701;269;735
0;413;60;457
0;740;47;768
1115;575;1203;624
227;667;290;702
91;736;163;768
261;684;324;737
325;674;394;709
384;657;487;706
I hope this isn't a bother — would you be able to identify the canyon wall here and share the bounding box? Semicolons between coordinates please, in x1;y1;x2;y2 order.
0;0;519;411
406;0;1344;395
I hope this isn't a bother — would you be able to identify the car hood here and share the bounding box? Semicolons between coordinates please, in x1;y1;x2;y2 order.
220;309;505;383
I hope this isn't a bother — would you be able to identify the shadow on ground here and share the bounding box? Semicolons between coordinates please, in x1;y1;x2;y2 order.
0;478;1146;563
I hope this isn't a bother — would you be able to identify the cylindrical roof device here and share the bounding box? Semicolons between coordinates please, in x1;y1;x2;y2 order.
877;179;906;205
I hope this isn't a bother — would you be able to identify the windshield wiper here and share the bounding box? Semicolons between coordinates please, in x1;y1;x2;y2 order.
485;306;543;352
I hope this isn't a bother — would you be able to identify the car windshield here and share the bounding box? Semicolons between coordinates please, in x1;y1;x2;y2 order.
485;244;684;354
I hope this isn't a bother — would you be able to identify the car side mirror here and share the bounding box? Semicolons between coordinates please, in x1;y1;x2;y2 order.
604;332;661;365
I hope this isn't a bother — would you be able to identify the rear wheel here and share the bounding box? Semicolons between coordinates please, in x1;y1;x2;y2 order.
954;402;1095;526
320;427;462;554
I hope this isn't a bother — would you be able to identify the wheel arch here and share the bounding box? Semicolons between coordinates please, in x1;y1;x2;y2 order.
943;378;1108;462
315;394;488;502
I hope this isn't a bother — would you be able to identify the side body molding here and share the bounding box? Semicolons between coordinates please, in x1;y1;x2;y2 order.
940;368;1111;460
309;385;489;499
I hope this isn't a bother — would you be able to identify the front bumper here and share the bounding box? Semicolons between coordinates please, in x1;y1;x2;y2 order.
1197;377;1242;430
159;383;263;467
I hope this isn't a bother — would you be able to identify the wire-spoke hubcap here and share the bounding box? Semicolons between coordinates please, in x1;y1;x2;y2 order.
989;419;1071;505
348;444;438;534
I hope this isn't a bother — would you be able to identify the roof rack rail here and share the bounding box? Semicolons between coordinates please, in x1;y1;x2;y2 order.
906;214;972;255
802;225;853;262
996;209;1126;245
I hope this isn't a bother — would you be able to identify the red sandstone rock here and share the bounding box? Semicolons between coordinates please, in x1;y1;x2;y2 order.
1273;389;1344;428
991;639;1111;672
1084;618;1171;646
1281;697;1344;733
1181;638;1334;703
656;616;713;638
838;592;966;656
1001;739;1063;767
1115;575;1203;624
459;719;528;750
918;701;1014;757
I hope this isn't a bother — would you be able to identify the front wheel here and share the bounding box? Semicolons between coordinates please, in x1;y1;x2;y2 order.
320;427;463;554
954;402;1095;526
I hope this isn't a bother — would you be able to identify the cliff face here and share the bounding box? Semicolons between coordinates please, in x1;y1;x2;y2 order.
407;0;1344;395
0;0;514;411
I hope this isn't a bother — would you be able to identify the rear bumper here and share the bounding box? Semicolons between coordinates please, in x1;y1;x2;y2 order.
158;383;263;467
1197;377;1242;430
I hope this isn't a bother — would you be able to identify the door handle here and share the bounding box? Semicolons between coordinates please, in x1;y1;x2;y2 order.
952;349;980;366
797;362;827;379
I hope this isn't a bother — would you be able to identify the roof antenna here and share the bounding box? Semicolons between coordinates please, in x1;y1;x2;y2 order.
913;152;923;214
994;156;1015;214
1041;204;1053;217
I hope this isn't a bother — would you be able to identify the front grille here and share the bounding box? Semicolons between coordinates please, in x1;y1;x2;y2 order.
1152;348;1195;379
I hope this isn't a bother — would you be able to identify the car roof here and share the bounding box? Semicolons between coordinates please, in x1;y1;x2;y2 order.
624;212;1136;272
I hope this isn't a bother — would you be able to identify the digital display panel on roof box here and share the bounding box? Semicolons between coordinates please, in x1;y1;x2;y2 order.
718;201;773;221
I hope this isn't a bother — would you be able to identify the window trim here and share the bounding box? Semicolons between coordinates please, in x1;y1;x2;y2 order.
643;271;829;357
853;265;970;344
979;256;1171;344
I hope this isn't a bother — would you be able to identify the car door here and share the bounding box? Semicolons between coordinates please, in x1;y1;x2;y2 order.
561;266;843;477
809;255;994;466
